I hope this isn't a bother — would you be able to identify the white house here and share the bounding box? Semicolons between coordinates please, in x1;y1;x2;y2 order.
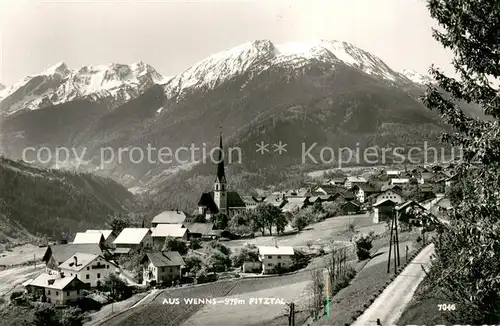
141;251;185;285
72;232;105;245
351;184;379;203
150;224;188;247
58;253;118;287
257;246;295;274
391;178;410;185
85;230;117;248
375;188;405;204
25;272;87;305
113;228;152;250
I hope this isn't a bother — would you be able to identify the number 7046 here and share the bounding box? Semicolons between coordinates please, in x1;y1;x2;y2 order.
438;303;456;311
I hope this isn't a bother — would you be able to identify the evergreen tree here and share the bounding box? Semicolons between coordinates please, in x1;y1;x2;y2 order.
421;0;500;323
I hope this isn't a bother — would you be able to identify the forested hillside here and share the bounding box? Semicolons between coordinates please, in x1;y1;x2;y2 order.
0;157;138;243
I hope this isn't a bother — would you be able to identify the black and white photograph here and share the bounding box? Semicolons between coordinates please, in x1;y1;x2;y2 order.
0;0;498;325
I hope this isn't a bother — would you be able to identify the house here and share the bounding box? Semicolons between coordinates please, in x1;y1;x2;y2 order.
42;244;103;272
258;246;295;274
25;272;87;305
396;200;428;227
113;228;152;250
85;230;117;248
340;201;361;215
384;170;401;177
263;193;287;209
444;174;458;190
312;184;344;195
282;197;309;213
151;210;188;227
375;187;405;205
184;222;215;239
241;196;262;210
151;224;188;246
327;178;346;186
391;178;410;185
197;133;247;219
141;251;185;285
351;184;380;203
372;199;397;224
58;253;118;287
72;232;105;245
344;176;367;189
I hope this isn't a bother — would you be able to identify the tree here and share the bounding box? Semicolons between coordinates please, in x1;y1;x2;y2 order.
230;243;259;267
354;233;372;261
109;216;130;234
184;254;204;274
60;307;85;326
418;1;500;322
189;238;202;250
291;214;309;231
212;213;228;230
102;273;130;301
162;236;188;256
252;203;283;236
192;214;207;223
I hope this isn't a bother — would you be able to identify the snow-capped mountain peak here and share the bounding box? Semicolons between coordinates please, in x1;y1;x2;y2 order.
164;39;407;98
0;61;166;116
400;69;434;85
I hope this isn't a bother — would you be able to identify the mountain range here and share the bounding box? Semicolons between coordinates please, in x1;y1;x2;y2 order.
0;39;487;213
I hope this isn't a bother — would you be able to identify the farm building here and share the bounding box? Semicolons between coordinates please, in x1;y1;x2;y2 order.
42;244;103;272
141;251;185;285
151;210;188;227
72;232;105;245
25;272;88;305
375;187;405;204
340;201;361;215
258;246;295;274
151;224;188;246
351;184;379;203
85;229;117;248
184;222;215;239
113;228;152;250
372;199;397;224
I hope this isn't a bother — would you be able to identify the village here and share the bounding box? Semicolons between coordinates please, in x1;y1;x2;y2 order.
0;136;457;325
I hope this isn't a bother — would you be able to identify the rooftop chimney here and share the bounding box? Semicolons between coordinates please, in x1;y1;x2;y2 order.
59;272;65;278
73;256;78;266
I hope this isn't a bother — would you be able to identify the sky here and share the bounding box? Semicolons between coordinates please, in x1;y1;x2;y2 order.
0;0;454;86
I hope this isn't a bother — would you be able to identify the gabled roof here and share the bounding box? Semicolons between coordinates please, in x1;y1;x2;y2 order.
373;198;398;207
86;230;114;240
73;232;104;244
42;244;103;264
142;251;185;267
113;228;150;245
152;211;188;224
378;187;403;197
198;191;246;211
184;222;215;235
396;200;426;211
258;246;294;256
313;184;344;195
352;184;379;193
241;196;261;205
27;273;85;290
150;224;187;238
342;201;360;208
58;253;108;272
198;192;219;214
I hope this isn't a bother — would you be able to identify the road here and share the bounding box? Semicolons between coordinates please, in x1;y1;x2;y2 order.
350;243;435;326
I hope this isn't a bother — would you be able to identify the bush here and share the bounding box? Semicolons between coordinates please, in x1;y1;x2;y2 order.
354;233;373;261
10;291;24;301
162;237;189;256
230;244;259;267
189;238;202;250
183;254;204;274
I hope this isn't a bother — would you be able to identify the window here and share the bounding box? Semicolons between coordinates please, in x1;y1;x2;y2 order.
77;290;80;295
162;267;165;272
267;255;272;259
47;298;51;303
47;290;51;295
106;265;109;269
267;263;272;266
277;256;281;259
97;273;101;279
67;291;70;296
87;267;90;271
56;291;58;296
86;274;89;279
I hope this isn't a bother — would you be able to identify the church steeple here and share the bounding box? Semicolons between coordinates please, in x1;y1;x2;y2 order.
216;130;226;183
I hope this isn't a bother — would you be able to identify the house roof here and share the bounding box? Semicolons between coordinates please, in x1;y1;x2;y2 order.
198;191;246;211
342;201;360;208
142;251;185;267
241;196;261;205
184;222;215;235
379;187;404;197
150;224;187;238
314;185;343;195
282;197;308;212
372;198;398;207
42;244;103;264
198;192;219;214
258;246;294;256
152;210;188;224
112;248;131;254
396;200;426;211
346;176;367;183
385;170;401;175
58;253;101;272
27;273;84;290
72;232;104;244
113;228;150;245
86;230;114;240
353;184;379;192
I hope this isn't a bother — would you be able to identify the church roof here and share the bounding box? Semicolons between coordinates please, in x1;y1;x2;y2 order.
216;132;226;184
197;191;246;212
198;193;219;214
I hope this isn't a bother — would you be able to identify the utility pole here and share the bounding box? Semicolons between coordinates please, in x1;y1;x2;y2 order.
287;302;295;326
393;235;397;272
394;210;400;267
387;210;395;273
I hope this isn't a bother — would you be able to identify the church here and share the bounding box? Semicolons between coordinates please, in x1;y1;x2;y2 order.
197;133;246;219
